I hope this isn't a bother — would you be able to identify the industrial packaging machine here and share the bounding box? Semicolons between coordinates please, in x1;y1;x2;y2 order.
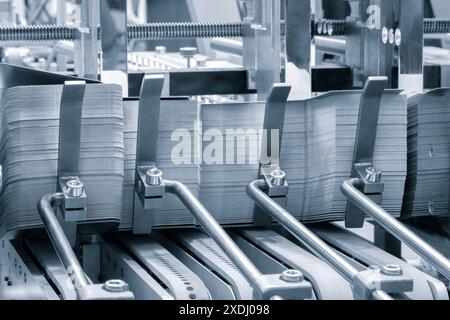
0;0;449;301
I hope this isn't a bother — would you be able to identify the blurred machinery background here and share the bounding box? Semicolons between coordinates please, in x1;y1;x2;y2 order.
0;0;449;300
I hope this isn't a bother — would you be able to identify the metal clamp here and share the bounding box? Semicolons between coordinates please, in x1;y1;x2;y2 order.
253;83;291;225
353;265;413;300
57;81;88;222
133;75;165;234
345;76;388;228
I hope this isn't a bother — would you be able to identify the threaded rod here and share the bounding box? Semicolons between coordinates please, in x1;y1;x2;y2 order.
0;18;449;43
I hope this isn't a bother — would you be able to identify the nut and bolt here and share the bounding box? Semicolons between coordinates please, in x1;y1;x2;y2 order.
365;166;382;183
270;169;287;187
103;279;129;293
146;168;163;186
66;179;84;197
180;47;198;68
280;269;304;283
381;264;403;276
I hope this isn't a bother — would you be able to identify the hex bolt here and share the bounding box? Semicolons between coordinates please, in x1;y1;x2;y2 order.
180;47;198;68
381;264;403;276
365;167;382;183
270;169;287;187
66;179;84;198
103;279;129;293
146;168;164;186
280;269;304;283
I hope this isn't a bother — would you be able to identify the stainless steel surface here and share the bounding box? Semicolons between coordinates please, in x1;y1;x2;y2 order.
399;0;424;93
75;0;100;80
135;75;165;167
57;81;85;178
101;0;128;76
342;178;450;281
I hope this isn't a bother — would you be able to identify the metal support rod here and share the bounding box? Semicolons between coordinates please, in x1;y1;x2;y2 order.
342;179;450;281
246;179;391;300
37;193;89;289
164;180;262;284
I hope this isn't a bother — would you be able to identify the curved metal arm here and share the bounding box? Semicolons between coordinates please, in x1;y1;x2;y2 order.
247;180;392;300
342;179;450;281
164;180;263;284
164;180;314;300
37;193;90;289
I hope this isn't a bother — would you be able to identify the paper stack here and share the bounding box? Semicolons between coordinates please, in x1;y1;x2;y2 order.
402;88;450;218
0;84;124;237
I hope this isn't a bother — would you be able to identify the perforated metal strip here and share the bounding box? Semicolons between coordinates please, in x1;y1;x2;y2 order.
1;240;59;300
172;230;253;300
118;234;210;300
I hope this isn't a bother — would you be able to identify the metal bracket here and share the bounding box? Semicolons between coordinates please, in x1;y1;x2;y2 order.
132;74;165;235
54;81;87;246
345;76;388;228
77;281;135;300
253;271;312;300
253;83;291;225
353;265;413;300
